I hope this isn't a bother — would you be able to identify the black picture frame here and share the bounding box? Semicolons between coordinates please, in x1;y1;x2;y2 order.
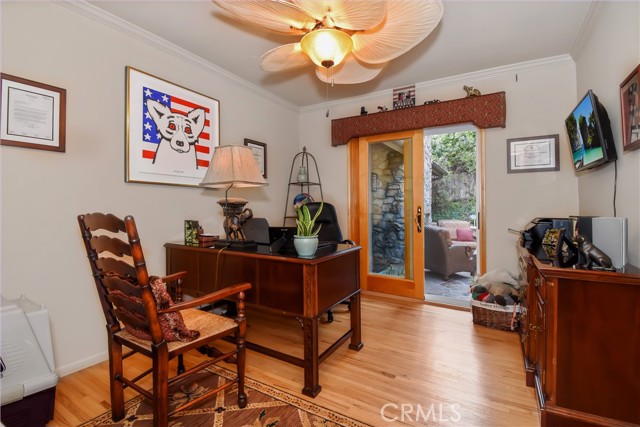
244;138;267;178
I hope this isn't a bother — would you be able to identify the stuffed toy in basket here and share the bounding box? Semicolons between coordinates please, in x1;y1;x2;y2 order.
470;269;525;331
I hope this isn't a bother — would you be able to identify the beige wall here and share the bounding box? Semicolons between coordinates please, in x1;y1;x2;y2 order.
300;57;580;273
573;1;640;266
0;2;298;375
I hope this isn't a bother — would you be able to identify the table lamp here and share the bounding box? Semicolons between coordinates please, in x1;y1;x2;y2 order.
199;145;267;247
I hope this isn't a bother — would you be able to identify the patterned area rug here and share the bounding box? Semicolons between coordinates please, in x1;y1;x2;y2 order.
79;365;371;427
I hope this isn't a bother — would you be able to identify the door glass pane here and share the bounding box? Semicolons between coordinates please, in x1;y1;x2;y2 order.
368;138;413;279
424;129;478;307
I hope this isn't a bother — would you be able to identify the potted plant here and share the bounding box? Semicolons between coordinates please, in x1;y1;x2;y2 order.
294;202;323;257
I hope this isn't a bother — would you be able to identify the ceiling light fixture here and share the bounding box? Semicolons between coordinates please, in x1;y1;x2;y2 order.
300;28;353;69
212;0;444;85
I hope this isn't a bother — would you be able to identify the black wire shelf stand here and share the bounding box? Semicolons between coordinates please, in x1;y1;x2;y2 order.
283;147;324;226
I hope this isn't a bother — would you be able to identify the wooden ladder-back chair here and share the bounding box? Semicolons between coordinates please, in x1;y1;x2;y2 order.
78;212;251;427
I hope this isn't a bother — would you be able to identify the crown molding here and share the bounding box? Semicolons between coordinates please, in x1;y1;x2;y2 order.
301;54;575;112
570;1;602;61
52;0;299;113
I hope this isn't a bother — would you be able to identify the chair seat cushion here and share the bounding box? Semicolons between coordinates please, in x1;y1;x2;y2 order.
116;309;238;352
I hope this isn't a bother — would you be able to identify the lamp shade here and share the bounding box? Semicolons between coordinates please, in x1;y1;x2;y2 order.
199;145;267;188
300;28;353;68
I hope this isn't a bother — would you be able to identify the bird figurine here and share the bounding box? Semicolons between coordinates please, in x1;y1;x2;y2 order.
464;85;481;97
377;106;388;112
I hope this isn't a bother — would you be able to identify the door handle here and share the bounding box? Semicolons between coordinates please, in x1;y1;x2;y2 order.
415;206;423;233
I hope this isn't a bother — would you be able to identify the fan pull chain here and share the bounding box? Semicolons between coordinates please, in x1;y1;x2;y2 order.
325;67;330;117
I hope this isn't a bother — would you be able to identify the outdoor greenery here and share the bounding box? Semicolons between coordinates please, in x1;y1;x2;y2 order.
432;198;476;223
431;131;477;222
431;131;477;174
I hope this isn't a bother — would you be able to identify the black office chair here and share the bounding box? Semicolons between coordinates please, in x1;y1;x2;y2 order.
305;202;352;244
243;217;270;244
305;202;354;323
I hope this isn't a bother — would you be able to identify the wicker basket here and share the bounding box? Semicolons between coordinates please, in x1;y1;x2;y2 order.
471;300;524;331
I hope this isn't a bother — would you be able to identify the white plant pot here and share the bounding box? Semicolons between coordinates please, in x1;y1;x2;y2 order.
294;235;318;257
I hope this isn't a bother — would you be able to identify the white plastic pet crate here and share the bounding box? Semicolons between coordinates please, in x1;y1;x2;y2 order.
1;295;59;427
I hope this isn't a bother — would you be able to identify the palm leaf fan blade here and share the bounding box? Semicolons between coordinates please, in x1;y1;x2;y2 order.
351;0;444;64
260;43;312;72
211;0;315;34
291;0;386;30
315;55;384;84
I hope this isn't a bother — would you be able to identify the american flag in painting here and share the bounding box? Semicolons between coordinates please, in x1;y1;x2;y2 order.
141;86;212;168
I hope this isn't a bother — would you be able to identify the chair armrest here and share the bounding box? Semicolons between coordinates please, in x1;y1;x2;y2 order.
161;271;187;283
159;282;252;314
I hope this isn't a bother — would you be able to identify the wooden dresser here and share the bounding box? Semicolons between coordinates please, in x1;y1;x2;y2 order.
517;245;640;426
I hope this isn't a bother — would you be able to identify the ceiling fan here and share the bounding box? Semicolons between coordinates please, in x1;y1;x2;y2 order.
212;0;444;84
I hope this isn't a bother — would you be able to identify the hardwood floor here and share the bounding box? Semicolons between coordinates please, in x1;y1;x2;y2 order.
50;292;539;426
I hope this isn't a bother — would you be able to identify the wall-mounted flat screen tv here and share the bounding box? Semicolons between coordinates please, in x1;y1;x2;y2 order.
564;90;617;172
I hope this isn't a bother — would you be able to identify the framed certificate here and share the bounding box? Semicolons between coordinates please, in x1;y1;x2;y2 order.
507;134;559;173
244;138;267;178
1;74;66;152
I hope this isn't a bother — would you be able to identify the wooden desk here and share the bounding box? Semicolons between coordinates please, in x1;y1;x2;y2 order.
164;242;363;397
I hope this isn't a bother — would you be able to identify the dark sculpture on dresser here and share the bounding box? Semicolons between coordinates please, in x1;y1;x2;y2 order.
575;234;614;270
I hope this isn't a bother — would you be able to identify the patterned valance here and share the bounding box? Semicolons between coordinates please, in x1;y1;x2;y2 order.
331;92;506;146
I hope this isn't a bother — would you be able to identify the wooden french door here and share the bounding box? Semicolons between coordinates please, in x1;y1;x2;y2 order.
348;130;425;299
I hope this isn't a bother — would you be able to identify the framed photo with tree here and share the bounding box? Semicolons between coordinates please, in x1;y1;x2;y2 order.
620;64;640;151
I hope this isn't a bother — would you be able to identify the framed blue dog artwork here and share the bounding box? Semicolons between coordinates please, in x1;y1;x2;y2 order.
125;67;219;186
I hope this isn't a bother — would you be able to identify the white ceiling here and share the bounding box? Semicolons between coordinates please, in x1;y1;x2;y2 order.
88;0;593;107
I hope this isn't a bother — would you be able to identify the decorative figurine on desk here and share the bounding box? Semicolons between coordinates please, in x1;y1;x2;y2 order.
575;234;614;270
360;106;368;115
